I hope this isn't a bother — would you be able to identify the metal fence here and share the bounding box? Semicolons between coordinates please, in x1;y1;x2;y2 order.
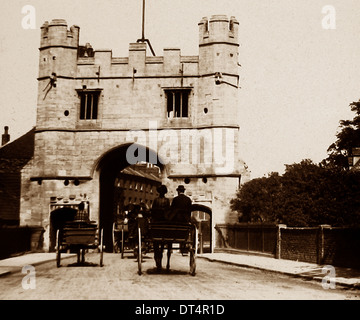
215;223;277;255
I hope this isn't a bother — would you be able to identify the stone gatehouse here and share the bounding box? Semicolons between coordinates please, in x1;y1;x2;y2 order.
19;15;248;251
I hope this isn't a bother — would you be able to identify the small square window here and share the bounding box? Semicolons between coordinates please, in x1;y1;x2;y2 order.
77;90;101;120
165;89;190;118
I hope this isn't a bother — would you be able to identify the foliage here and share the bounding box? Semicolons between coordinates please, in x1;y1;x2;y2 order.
231;99;360;227
231;160;360;227
230;172;282;223
323;99;360;169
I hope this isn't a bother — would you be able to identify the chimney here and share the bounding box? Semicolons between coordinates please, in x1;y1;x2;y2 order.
2;126;10;146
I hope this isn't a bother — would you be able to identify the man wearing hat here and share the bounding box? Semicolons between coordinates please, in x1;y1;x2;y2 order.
151;184;171;270
151;184;170;222
169;185;192;223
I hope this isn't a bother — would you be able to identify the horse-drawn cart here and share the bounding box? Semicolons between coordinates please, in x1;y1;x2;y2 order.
112;203;151;259
112;216;129;258
53;201;104;267
137;220;198;276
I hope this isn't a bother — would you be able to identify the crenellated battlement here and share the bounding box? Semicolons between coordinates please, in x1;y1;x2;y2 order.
38;16;238;79
198;15;239;46
40;19;79;49
75;43;199;78
37;15;240;129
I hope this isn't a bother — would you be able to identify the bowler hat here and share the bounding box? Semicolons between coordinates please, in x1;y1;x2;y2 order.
176;185;186;192
157;184;168;194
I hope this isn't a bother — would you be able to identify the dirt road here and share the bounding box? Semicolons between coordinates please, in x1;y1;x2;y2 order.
0;252;359;300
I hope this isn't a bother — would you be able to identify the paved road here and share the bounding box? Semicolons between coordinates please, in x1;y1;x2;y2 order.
0;252;359;300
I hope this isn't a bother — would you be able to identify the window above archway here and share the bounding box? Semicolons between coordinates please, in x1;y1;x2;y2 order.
76;88;102;120
164;88;191;119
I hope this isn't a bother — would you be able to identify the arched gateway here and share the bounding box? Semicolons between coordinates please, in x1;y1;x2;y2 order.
19;15;248;252
96;143;165;251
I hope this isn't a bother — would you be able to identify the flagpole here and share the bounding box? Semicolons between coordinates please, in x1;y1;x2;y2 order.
137;0;156;56
141;0;145;41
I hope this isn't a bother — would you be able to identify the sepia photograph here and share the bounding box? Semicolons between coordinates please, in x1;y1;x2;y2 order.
1;0;360;307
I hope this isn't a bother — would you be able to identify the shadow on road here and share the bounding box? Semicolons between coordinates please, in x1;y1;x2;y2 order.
146;267;189;275
66;261;100;267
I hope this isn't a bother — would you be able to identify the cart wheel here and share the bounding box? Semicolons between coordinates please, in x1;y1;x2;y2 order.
55;229;61;268
121;227;125;259
112;222;117;253
189;227;198;276
113;222;121;254
137;226;142;275
99;228;104;267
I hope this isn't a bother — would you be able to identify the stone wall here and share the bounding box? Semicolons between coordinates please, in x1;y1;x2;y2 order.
20;15;248;251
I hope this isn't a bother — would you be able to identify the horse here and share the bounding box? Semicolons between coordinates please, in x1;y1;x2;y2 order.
153;238;173;272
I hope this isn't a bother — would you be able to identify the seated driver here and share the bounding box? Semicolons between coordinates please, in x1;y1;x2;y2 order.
168;185;192;224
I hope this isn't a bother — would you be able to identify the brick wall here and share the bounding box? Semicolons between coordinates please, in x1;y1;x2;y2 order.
279;227;319;263
279;226;360;268
322;228;360;268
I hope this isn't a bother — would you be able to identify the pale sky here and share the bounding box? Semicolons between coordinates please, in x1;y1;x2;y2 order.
1;0;360;178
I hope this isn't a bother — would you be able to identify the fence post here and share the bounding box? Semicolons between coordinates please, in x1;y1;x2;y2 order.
276;224;286;259
247;223;250;251
199;221;203;255
318;224;331;264
261;223;264;253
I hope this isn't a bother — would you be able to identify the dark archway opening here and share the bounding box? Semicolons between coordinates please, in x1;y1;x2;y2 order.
97;143;165;252
49;207;77;251
191;204;212;253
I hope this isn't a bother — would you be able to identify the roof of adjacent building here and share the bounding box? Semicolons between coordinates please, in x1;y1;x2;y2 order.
121;165;161;183
0;127;35;172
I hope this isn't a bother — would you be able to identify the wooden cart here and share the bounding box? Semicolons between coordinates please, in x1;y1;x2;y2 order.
112;217;129;258
54;201;104;267
112;204;151;259
137;220;197;276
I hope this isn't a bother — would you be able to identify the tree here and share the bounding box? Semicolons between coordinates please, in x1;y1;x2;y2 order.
324;99;360;169
280;160;352;226
231;159;360;227
279;160;322;226
230;172;282;223
231;99;360;227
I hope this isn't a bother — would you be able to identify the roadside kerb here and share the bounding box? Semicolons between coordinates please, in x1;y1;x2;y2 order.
0;253;76;277
198;253;360;289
